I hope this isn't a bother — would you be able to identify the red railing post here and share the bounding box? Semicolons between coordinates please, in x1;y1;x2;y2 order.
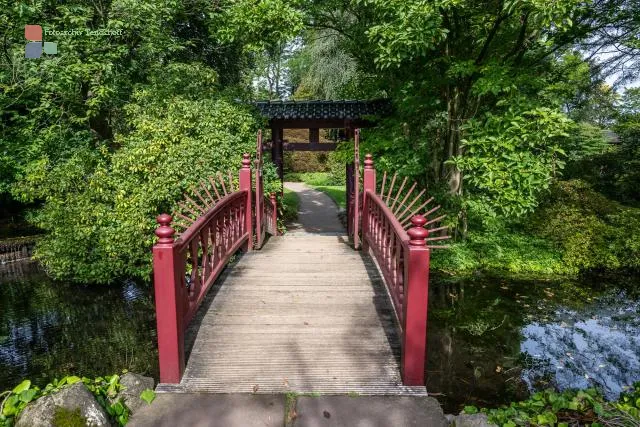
402;214;430;386
361;154;376;252
353;129;361;249
255;131;263;249
239;153;253;251
270;192;278;236
152;214;184;383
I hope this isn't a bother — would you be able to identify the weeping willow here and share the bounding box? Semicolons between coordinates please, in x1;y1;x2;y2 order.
297;30;359;100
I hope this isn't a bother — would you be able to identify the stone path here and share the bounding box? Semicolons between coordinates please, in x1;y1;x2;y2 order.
283;182;344;234
129;395;448;427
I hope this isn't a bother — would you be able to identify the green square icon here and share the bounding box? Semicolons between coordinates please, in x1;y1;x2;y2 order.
43;42;57;54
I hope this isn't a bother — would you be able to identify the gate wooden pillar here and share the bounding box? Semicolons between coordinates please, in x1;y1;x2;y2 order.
271;126;284;183
346;163;354;237
353;129;361;249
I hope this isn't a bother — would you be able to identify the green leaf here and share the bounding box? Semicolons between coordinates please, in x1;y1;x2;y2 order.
113;401;125;415
593;402;604;415
12;380;31;394
66;376;82;385
19;389;37;403
140;389;156;404
2;395;19;416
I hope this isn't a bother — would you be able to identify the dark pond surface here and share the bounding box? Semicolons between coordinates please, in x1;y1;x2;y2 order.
1;261;638;415
426;272;640;413
0;262;158;392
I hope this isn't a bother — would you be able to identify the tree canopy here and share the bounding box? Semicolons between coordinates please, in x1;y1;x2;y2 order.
1;0;639;282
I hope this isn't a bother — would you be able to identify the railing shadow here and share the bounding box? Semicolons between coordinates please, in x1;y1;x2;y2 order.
183;249;248;362
356;247;403;367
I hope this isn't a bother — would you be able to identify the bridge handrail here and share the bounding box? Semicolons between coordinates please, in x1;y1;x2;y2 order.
174;190;247;250
362;189;409;318
360;153;430;387
152;154;253;384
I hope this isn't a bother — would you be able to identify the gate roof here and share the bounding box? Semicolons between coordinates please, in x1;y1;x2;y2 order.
254;99;392;128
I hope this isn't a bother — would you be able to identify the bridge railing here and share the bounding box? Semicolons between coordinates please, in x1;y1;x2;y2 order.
264;193;278;236
152;154;253;383
254;130;278;248
360;154;430;386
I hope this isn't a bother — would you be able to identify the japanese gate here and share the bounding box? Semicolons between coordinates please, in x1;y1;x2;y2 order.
151;100;448;395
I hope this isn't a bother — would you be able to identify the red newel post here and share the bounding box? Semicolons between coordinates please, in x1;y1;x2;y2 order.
353;129;361;249
270;192;278;236
152;214;185;383
361;154;376;252
239;153;253;251
255;158;262;247
402;214;430;386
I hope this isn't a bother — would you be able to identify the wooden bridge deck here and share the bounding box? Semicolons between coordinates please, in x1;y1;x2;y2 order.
156;234;426;395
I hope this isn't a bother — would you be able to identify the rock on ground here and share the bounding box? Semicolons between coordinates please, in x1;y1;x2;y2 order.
112;372;154;414
16;382;110;427
448;413;496;427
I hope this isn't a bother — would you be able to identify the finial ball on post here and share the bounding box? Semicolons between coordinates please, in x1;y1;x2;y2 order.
407;215;428;246
155;214;175;243
364;154;374;169
242;153;251;169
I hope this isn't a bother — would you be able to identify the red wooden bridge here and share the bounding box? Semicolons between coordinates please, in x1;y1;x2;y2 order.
151;130;447;396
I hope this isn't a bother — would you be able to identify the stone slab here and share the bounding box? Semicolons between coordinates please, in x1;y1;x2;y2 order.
128;393;284;427
293;396;448;427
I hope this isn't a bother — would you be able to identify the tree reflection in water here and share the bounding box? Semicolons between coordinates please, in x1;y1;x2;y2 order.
521;293;640;399
426;273;640;413
0;262;157;391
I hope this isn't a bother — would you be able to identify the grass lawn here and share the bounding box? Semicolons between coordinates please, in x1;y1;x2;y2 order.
284;172;347;210
281;187;299;222
312;185;346;210
283;171;334;186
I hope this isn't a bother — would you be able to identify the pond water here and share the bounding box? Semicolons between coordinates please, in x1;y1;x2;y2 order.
1;262;638;415
0;262;158;391
426;272;640;413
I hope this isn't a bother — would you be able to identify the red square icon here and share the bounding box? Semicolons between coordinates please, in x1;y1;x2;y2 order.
25;25;42;41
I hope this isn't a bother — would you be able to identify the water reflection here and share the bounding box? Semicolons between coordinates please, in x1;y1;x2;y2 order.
521;293;640;399
0;262;158;391
427;273;640;413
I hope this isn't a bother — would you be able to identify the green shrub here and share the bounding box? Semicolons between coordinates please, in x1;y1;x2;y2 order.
283;151;329;172
529;180;640;271
431;229;570;276
14;65;270;284
326;152;347;185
